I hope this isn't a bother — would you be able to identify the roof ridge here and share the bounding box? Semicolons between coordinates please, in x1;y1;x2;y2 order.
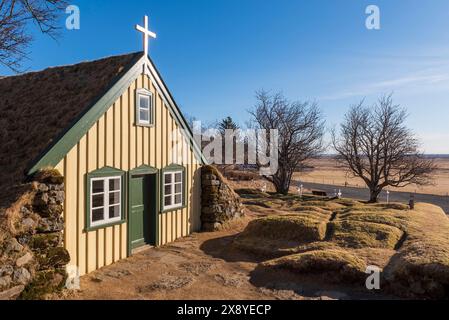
0;51;144;82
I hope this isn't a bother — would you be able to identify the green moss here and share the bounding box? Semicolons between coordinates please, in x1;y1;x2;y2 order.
19;268;67;300
37;247;71;269
29;233;61;251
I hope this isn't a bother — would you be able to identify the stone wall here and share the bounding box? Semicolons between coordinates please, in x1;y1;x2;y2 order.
0;169;70;300
201;165;244;231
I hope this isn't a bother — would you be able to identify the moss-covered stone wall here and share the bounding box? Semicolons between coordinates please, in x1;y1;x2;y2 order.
201;165;244;231
0;169;70;300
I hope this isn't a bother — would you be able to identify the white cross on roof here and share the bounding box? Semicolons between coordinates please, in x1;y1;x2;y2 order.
135;15;157;57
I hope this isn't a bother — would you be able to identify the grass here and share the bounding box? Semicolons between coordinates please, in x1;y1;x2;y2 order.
327;220;404;249
241;214;329;242
261;248;367;283
235;189;449;298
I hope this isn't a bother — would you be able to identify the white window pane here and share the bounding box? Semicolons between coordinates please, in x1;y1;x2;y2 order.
175;194;182;205
164;173;172;184
175;172;182;183
92;194;104;208
140;95;149;109
140;109;149;122
109;205;120;219
92;180;104;193
164;196;172;206
109;178;120;191
92;208;104;222
109;191;120;205
175;183;182;194
165;184;172;196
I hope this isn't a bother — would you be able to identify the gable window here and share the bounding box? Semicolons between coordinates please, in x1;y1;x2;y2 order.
163;168;184;210
136;88;154;126
86;168;125;230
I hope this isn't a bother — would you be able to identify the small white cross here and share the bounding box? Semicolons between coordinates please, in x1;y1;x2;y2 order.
135;15;157;57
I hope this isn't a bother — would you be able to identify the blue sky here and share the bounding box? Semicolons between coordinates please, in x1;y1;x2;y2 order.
2;0;449;153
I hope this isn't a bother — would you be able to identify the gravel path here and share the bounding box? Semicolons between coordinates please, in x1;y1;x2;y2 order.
298;181;449;214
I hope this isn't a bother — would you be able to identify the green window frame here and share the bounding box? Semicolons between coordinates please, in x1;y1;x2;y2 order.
86;167;126;231
135;88;154;127
161;164;186;213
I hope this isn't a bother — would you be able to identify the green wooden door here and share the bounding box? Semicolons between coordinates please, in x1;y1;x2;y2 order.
129;174;156;250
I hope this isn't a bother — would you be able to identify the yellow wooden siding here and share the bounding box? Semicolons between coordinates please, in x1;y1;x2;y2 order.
55;73;202;276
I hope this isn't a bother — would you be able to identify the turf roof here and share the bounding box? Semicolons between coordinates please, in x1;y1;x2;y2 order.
0;52;143;207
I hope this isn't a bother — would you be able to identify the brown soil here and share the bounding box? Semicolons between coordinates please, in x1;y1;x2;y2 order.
53;211;389;300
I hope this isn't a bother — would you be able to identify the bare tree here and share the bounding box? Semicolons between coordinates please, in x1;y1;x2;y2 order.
249;90;325;194
332;95;436;203
0;0;67;72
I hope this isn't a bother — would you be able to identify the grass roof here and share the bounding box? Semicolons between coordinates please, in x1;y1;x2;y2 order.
0;52;143;208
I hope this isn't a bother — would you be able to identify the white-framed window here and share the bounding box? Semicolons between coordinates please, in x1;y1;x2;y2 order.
90;176;122;227
136;89;154;126
163;170;184;210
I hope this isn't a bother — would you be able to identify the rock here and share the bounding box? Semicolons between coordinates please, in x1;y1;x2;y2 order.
49;183;64;191
0;276;12;289
44;204;63;217
22;218;37;230
20;206;32;216
0;265;14;277
13;268;31;285
33;192;49;208
38;247;70;269
4;238;24;254
20;269;67;300
37;183;49;192
202;222;223;232
37;216;64;233
203;179;220;186
49;191;65;205
16;252;33;267
0;285;25;300
201;165;243;231
30;233;62;251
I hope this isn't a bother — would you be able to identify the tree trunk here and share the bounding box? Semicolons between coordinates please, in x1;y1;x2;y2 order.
272;170;291;195
368;188;380;203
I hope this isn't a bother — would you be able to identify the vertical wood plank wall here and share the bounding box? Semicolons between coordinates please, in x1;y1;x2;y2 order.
55;73;202;276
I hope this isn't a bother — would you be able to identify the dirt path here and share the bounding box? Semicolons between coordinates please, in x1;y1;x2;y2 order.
55;213;391;300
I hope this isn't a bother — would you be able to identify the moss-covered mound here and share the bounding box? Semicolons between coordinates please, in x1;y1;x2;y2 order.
261;248;367;283
235;189;449;298
327;220;404;249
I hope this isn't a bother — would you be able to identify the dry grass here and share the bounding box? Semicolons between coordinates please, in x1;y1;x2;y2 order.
327;220;404;249
240;214;329;243
261;248;367;283
235;188;449;298
296;157;449;196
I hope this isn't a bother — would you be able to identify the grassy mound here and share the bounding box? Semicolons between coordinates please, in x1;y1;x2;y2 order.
234;213;332;258
235;189;449;298
241;214;329;242
261;248;367;283
383;203;449;298
328;220;404;249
